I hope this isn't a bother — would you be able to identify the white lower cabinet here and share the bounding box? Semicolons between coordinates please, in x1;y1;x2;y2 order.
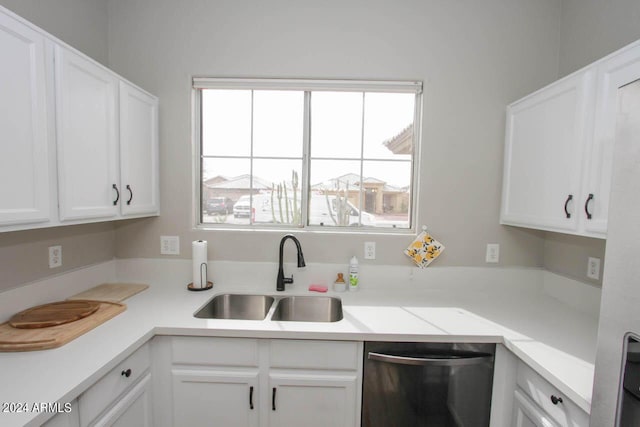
490;346;589;427
78;343;152;427
268;374;357;427
514;363;589;427
41;401;80;427
156;336;362;427
91;373;152;427
172;370;259;427
513;389;559;427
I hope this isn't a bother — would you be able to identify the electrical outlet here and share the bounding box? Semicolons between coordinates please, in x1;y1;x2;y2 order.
587;257;601;280
485;243;499;263
364;242;376;260
161;236;180;255
49;245;62;268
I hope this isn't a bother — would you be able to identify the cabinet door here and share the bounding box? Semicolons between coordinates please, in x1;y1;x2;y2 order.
55;45;119;221
119;81;159;216
172;369;259;427
501;70;594;233
91;373;152;427
0;12;51;226
269;373;358;427
586;44;640;235
513;390;559;427
42;401;79;427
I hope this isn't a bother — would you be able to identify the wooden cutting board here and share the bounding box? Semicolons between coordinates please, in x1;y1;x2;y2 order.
0;301;126;352
67;283;149;302
9;300;101;329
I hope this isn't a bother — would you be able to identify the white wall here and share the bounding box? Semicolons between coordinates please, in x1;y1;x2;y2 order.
108;0;560;268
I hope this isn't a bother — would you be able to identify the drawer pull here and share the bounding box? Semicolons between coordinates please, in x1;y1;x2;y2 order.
550;395;563;405
121;368;132;378
249;386;254;410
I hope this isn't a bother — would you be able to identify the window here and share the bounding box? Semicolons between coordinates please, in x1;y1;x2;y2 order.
194;78;422;231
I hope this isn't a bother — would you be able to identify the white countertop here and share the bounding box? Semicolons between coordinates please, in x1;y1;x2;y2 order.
0;260;600;426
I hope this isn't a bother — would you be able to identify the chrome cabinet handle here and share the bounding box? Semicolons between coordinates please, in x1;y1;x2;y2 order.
368;351;492;367
564;194;573;219
584;194;594;219
112;184;120;206
126;185;133;205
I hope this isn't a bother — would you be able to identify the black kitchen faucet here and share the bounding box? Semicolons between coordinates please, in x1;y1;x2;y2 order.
276;235;306;291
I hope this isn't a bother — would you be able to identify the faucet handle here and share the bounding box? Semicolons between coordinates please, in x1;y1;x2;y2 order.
284;276;294;284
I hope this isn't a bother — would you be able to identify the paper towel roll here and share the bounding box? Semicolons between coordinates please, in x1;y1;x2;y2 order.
192;240;208;288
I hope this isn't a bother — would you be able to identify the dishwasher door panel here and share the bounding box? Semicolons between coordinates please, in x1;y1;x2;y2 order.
362;342;495;427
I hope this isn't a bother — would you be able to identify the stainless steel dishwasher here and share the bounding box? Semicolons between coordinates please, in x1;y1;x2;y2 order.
362;342;495;427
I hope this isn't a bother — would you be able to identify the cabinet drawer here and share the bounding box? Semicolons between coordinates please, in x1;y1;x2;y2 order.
172;337;259;367
79;343;150;426
516;363;589;427
270;340;359;370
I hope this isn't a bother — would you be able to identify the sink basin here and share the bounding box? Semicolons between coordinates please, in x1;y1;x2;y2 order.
195;294;275;320
271;296;343;322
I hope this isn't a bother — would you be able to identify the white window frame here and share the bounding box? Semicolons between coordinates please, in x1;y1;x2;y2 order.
192;78;423;233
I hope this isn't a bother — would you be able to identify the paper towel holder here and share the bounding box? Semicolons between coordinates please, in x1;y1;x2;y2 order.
187;262;213;291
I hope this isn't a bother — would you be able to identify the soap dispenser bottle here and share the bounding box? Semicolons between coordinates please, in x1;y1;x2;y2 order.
349;256;359;291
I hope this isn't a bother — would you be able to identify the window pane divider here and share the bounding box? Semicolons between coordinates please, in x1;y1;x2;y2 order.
202;155;304;161
300;91;311;227
309;157;411;163
357;92;365;225
248;90;255;222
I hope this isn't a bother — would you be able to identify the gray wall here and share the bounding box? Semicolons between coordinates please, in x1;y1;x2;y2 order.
0;0;115;292
108;0;560;269
0;0;109;65
543;233;606;285
559;0;640;77
541;0;640;284
0;223;115;292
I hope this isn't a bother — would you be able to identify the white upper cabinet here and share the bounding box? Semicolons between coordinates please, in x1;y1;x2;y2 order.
119;81;159;216
586;44;640;235
0;6;159;231
501;70;595;234
501;40;640;239
0;12;51;226
55;45;119;221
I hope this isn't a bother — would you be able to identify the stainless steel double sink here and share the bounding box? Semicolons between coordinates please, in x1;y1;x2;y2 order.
194;293;343;323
